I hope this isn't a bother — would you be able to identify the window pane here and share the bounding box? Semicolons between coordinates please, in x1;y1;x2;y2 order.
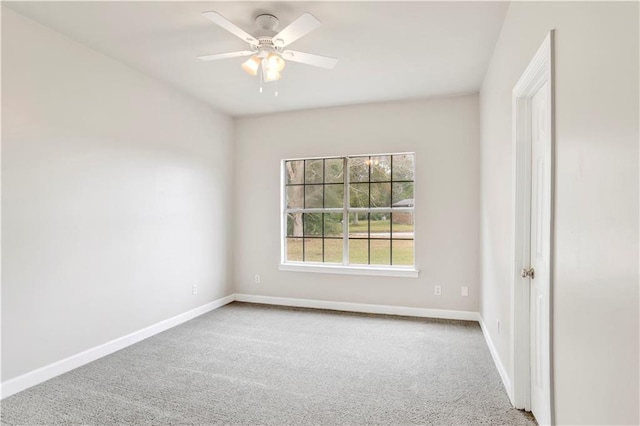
370;182;391;207
287;213;303;237
349;157;369;182
369;215;390;239
285;160;304;184
304;238;323;262
349;239;368;264
286;185;304;209
370;239;390;265
348;213;369;238
324;213;343;237
304;213;323;236
391;212;414;239
370;155;391;182
392;154;414;181
284;154;414;268
392;240;414;265
286;238;303;262
325;158;344;183
350;183;369;207
305;159;323;184
324;239;343;263
325;184;344;208
392;182;414;206
305;185;323;208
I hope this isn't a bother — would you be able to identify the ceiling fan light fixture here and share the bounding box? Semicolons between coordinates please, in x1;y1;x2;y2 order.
264;68;282;82
241;55;261;76
267;52;286;72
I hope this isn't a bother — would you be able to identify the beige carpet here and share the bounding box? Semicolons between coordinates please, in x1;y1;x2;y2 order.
1;302;536;425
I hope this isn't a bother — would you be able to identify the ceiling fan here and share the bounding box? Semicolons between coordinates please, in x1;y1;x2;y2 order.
198;11;338;84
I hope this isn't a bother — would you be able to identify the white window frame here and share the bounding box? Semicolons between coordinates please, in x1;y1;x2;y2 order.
279;153;419;278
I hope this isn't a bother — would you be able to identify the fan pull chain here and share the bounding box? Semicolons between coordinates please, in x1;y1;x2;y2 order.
275;79;278;97
259;70;263;93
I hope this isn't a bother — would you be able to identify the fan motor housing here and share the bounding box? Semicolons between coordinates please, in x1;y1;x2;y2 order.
255;36;281;53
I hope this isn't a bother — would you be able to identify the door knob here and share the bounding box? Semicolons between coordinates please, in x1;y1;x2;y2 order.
521;267;535;279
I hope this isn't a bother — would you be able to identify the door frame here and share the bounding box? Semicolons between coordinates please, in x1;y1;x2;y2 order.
511;30;555;423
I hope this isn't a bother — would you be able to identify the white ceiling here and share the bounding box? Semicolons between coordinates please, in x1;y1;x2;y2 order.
5;1;509;117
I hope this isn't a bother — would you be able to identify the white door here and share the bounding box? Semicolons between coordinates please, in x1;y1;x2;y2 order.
529;80;551;425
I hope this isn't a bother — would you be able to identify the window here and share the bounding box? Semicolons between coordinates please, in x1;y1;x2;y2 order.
281;153;415;274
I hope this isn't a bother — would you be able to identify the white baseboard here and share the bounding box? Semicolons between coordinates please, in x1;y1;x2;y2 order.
234;293;480;322
0;294;235;400
478;315;513;403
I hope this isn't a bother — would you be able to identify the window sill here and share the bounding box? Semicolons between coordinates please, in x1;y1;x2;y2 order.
278;263;419;278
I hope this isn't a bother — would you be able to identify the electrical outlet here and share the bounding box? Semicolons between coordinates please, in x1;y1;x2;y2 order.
434;285;441;296
461;286;469;297
192;284;198;295
254;275;260;284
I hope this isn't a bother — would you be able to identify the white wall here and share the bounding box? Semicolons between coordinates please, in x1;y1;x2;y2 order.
234;95;479;312
1;8;234;381
480;2;639;424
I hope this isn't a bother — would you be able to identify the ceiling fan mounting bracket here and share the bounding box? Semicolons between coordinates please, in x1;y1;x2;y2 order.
256;14;279;31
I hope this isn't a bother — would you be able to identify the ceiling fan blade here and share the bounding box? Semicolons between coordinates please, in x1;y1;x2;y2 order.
282;50;338;69
202;11;258;45
273;13;321;47
197;51;255;61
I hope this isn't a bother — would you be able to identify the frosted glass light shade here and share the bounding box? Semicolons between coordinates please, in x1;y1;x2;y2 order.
267;52;286;72
242;55;261;76
264;68;281;82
